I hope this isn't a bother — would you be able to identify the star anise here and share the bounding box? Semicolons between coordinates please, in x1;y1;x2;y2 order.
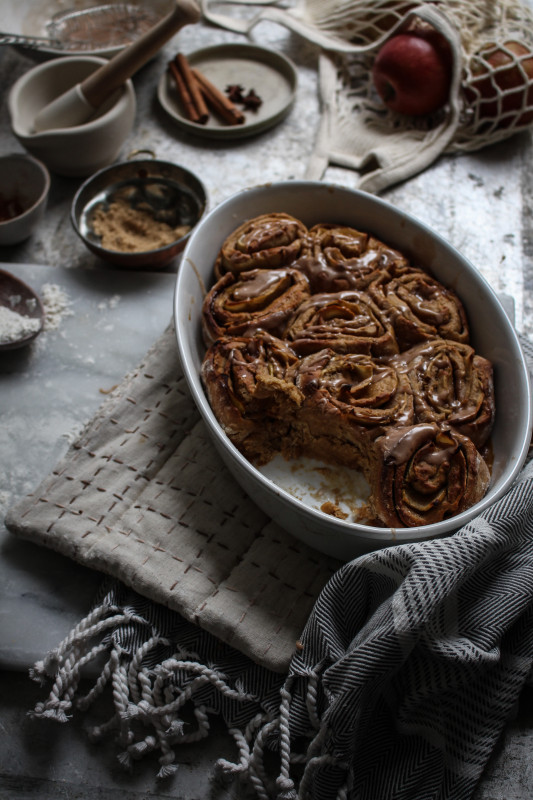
242;88;263;110
225;84;245;103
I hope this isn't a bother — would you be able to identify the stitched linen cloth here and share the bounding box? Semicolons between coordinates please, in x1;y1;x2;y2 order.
6;328;533;799
5;323;340;674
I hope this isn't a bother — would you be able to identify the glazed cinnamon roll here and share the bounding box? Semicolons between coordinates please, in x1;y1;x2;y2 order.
201;334;302;464
369;269;469;349
214;212;309;279
202;267;310;346
371;424;491;528
289;349;414;461
200;214;496;529
392;340;495;448
296;224;409;293
285;290;398;357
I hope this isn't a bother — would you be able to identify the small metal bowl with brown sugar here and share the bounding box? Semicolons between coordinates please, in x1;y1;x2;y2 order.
71;154;208;269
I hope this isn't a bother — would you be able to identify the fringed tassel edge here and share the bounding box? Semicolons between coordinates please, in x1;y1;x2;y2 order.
28;600;349;797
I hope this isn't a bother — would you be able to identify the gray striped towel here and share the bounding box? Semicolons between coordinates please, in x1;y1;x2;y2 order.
28;335;533;800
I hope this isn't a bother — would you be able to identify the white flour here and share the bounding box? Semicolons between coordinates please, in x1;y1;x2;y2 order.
0;304;41;344
0;282;75;344
98;294;121;311
41;283;74;330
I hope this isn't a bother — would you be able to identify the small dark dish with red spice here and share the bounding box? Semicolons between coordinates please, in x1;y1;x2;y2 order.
0;154;50;246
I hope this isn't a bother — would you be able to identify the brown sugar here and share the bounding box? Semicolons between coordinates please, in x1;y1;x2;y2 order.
90;189;190;253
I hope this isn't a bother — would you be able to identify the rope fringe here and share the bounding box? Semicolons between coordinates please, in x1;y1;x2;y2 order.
28;599;321;796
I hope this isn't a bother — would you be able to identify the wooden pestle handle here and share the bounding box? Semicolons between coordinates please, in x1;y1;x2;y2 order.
80;0;201;109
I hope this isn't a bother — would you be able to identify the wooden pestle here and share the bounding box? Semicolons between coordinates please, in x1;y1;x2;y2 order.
33;0;201;132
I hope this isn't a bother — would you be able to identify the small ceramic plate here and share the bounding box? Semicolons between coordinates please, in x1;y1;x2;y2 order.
158;43;298;139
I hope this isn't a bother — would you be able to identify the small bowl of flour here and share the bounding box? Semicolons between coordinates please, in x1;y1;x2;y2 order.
0;269;44;350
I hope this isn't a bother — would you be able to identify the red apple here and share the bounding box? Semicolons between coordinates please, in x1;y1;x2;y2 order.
372;29;453;116
465;40;533;129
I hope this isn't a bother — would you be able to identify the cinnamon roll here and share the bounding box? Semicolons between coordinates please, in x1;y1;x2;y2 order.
201;334;302;464
296;224;410;293
200;214;495;529
289;349;414;464
371;424;491;528
369;269;469;349
285;290;398;357
202;267;311;346
392;340;495;448
214;212;309;279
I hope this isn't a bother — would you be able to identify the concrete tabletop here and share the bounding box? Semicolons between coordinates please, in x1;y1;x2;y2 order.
1;8;532;799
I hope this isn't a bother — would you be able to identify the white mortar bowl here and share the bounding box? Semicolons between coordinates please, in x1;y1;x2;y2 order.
8;56;136;178
0;154;50;245
174;181;532;561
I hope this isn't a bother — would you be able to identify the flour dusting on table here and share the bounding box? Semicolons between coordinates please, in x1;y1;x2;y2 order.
41;284;74;331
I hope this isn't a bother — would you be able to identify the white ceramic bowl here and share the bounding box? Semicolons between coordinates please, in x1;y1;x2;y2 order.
174;181;532;561
8;56;136;177
0;154;50;245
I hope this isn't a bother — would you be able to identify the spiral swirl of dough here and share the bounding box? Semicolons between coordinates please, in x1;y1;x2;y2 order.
202;267;310;346
284;290;398;357
214;212;309;279
371;424;491;527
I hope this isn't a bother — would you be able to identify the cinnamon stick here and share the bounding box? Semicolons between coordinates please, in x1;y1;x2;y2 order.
168;57;208;124
168;60;202;124
175;53;209;123
191;67;245;125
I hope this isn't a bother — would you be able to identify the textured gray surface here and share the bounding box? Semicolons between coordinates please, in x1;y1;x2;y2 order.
1;7;533;799
0;263;176;669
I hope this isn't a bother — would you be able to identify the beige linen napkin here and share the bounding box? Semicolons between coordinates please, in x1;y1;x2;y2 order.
6;323;339;673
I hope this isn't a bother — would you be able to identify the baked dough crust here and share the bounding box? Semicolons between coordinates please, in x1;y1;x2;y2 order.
201;214;495;528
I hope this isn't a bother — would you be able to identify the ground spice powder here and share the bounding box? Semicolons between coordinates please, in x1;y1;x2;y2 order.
90;192;190;253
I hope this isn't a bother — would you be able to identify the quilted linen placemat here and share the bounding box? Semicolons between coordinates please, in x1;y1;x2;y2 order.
5;322;340;673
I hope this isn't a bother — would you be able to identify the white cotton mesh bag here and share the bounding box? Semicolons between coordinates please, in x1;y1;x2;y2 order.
201;0;533;192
